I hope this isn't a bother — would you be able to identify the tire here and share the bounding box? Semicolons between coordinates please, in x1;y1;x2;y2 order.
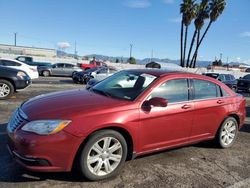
0;79;14;100
215;117;238;148
232;86;237;92
42;70;50;77
79;130;127;181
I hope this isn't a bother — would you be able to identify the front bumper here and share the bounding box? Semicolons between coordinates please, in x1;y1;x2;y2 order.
7;129;84;172
15;77;32;90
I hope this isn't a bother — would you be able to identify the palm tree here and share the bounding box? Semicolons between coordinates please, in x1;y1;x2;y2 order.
180;0;197;67
187;0;210;68
190;0;226;67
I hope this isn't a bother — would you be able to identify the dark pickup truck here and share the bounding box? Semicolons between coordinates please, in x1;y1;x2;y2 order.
237;74;250;92
16;56;52;67
0;66;31;99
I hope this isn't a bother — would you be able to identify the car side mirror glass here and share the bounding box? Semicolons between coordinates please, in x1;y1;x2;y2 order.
146;97;168;107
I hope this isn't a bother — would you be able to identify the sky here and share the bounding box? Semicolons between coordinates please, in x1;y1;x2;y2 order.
0;0;249;63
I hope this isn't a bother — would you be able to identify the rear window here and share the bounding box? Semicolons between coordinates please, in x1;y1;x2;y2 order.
193;79;218;100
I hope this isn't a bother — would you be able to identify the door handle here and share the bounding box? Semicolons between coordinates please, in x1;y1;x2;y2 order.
217;100;225;104
182;104;192;109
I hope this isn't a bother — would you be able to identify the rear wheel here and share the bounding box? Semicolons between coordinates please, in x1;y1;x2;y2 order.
42;70;50;77
79;130;127;181
215;117;238;148
0;79;14;100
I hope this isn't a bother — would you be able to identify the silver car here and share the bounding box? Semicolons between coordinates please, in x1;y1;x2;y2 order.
38;63;82;77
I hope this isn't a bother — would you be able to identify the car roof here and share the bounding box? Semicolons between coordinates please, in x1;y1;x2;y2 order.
124;69;190;77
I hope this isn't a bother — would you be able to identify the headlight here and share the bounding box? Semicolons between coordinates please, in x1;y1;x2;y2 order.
17;71;26;78
21;120;71;135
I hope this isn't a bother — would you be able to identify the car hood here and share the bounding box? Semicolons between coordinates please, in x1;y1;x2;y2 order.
21;89;128;120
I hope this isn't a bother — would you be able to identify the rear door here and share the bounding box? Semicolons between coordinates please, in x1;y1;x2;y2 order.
64;64;74;76
190;79;231;141
139;78;194;152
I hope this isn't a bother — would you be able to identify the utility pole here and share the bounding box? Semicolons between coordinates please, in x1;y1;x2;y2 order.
129;44;133;58
14;32;17;46
74;41;77;58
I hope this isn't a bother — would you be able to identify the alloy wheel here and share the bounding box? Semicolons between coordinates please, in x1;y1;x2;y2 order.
220;120;237;146
0;83;10;97
86;137;123;176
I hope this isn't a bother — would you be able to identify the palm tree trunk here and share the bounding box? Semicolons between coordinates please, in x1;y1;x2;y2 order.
192;30;200;68
190;20;212;66
186;29;197;68
183;25;188;67
180;21;184;67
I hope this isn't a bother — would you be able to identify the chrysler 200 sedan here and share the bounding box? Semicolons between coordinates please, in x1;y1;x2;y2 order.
7;69;246;181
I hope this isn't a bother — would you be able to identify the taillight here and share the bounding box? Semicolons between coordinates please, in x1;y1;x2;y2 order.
29;68;37;72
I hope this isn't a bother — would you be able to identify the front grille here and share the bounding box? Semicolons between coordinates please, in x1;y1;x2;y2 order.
7;108;28;133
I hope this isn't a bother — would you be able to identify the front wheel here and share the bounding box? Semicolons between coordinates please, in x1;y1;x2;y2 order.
0;79;14;100
42;70;50;77
79;130;127;181
215;117;238;148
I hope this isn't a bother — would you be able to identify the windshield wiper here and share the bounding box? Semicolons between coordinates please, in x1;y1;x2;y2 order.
92;88;112;97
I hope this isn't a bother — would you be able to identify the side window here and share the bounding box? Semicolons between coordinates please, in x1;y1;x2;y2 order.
2;60;20;66
221;87;230;97
193;79;218;100
150;79;189;103
56;63;64;68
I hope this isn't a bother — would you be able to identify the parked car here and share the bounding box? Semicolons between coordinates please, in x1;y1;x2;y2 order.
16;56;52;67
85;66;118;85
0;58;39;79
245;68;250;72
72;67;99;84
7;69;245;181
237;74;250;92
38;63;82;77
0;66;31;99
202;73;237;91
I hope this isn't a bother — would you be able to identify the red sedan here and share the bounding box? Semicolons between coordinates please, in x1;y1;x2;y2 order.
7;69;246;181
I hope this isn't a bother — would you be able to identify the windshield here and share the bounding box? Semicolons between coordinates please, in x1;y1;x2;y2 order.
91;70;157;101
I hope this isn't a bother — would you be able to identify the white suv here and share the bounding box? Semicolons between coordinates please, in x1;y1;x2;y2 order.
0;58;39;79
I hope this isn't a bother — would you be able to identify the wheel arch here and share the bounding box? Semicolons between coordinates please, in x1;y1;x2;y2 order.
228;114;240;127
0;77;16;90
72;126;135;171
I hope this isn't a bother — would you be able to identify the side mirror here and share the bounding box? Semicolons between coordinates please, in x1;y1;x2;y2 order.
146;97;168;107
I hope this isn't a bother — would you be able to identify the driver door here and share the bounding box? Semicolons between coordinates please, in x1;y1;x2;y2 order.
139;78;194;153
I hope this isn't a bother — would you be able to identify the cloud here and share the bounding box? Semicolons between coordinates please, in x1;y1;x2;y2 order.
168;17;181;23
163;0;175;4
123;0;151;8
57;42;70;49
240;32;250;37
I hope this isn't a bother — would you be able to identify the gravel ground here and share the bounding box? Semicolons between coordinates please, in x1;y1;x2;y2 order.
0;77;250;188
